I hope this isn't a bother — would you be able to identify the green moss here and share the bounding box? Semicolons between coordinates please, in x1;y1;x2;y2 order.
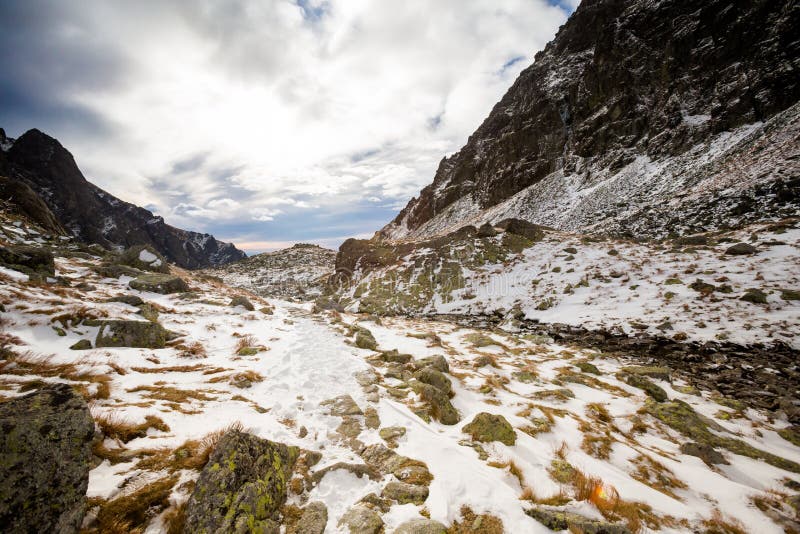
576;361;601;375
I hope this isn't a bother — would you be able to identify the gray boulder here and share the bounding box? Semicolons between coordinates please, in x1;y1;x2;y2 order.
0;383;95;533
295;501;328;534
338;505;384;534
95;320;174;348
129;273;189;294
725;242;757;255
381;481;429;504
184;430;299;533
117;245;169;273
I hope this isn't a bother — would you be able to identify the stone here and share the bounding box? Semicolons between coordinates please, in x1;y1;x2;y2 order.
476;222;498;238
0;383;94;533
413;355;449;373
93;264;143;279
355;369;381;387
106;294;144;306
740;288;768;304
619;366;671;382
137;302;159;322
364;407;381;429
379;426;406;441
494;218;546;241
380;349;413;364
576;361;601;374
781;289;800;301
462;413;516;445
414;367;453;397
129;273;189;294
354;327;378;350
625;374;668;402
69;339;92;350
725;242;757;255
411;381;460;425
95;320;173;348
394;519;448;534
381;481;429;505
183;430;298;533
295;501;328;534
230;295;255;311
680;442;729;465
312;463;380;484
526;508;631;534
116;245;169;273
321;395;363;417
0;245;55;275
338;505;384;534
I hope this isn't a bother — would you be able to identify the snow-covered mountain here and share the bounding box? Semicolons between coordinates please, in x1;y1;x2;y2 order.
379;0;800;242
0;128;245;269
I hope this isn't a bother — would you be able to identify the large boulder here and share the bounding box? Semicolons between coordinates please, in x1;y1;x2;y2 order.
129;273;189;294
184;430;299;534
411;382;460;425
0;383;95;533
116;245;169;273
494;218;545;242
462;413;516;445
95;320;174;348
0;245;55;275
725;242;757;255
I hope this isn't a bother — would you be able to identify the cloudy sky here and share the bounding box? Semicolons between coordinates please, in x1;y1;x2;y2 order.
0;0;575;253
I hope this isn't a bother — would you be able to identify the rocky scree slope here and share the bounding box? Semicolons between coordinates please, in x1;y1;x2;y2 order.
204;243;336;300
0;127;245;269
379;0;800;242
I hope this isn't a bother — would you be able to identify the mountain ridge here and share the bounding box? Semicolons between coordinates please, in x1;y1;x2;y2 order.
0;127;245;268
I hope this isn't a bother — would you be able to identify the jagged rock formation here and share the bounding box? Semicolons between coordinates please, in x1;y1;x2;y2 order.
0;383;95;534
0;128;245;268
205;243;335;300
380;0;800;242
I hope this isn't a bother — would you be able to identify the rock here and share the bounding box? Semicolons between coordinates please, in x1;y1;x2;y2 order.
494;218;545;241
380;349;413;364
116;245;169;273
0;383;94;533
106;294;144;306
576;361;601;374
619;366;671;382
129;273;189;294
183;430;298;533
781;289;800;301
95;320;174;348
69;339;92;350
680;442;729;466
0;245;55;275
394;519;448;534
92;264;143;278
473;355;493;368
381;481;429;505
476;222;498;238
354;327;378;350
526;508;631;534
379;426;406;441
355;369;381;387
725;242;758;255
689;279;716;294
321;394;363;416
338;505;384;534
313;297;344;312
740;288;768;304
295;501;328;534
414;367;453;397
413;355;449;373
358;444;432;485
411;382;460;425
625;374;668;402
364;407;381;429
675;235;709;246
462;413;516;445
230;295;255;311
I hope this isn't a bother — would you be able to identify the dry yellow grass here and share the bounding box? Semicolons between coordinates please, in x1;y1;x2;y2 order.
93;411;171;443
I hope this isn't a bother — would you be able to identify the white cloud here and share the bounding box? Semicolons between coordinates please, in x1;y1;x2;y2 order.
14;0;569;241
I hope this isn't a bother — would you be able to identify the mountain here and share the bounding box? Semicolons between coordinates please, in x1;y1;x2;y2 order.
203;243;336;300
0;128;245;268
379;0;800;242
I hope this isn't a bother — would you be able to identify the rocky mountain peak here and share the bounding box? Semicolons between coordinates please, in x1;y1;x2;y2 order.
380;0;800;242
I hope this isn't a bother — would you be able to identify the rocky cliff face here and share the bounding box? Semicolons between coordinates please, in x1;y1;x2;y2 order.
0;128;245;268
380;0;800;241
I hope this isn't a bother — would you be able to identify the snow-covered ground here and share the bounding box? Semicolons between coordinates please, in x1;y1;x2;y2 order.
1;245;799;532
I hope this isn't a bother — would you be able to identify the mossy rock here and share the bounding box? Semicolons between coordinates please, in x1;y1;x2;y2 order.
778;426;800;447
664;278;683;285
69;339;92;350
92;264;144;279
548;459;576;483
381;481;429;505
740;288;768;304
95;320;174;349
576;361;601;375
354;327;378;350
620;366;671;382
394;518;447;534
106;294;144;306
462;412;516;445
294;501;328;534
526;507;631;533
338;505;383;534
137;302;159;323
781;289;800;301
380;349;413;364
725;242;757;255
129;273;189;294
116;245;169;273
183;430;299;533
0;383;95;533
625;374;668;402
411;381;460;425
414;367;453;397
0;245;55;275
644;399;800;473
379;426;407;441
412;355;449;373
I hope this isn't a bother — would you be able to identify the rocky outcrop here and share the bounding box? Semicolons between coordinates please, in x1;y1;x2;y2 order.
0;175;64;235
95;320;175;348
183;430;299;533
116;245;169;273
0;245;55;275
0;128;245;268
462;413;516;445
379;0;800;242
0;383;95;533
